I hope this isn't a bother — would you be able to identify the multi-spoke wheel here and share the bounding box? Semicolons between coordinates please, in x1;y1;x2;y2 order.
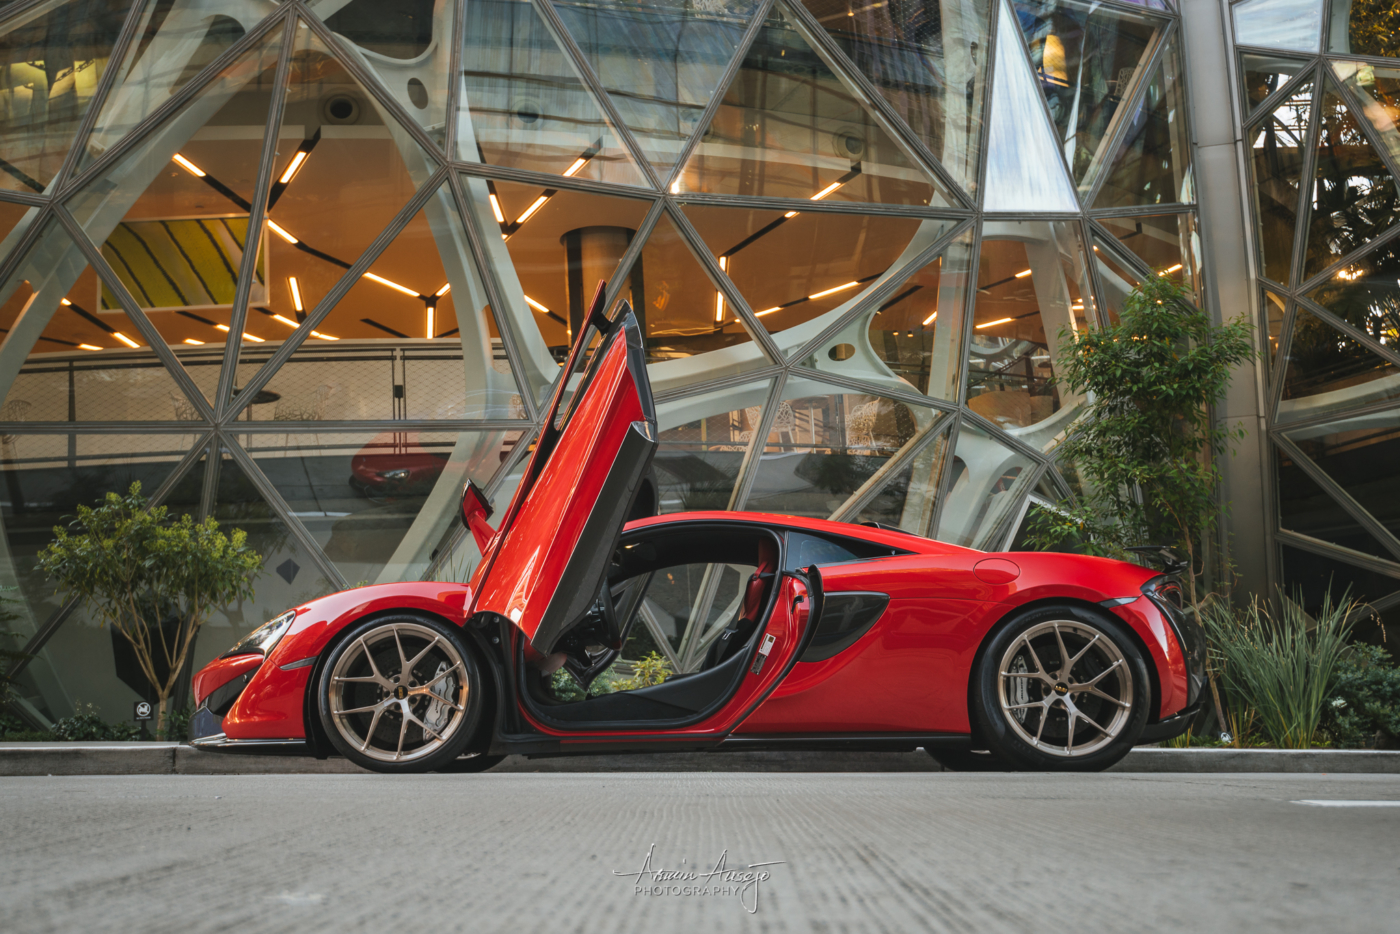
971;605;1151;772
317;614;483;773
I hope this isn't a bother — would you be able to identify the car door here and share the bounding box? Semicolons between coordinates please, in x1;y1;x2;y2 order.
470;301;657;657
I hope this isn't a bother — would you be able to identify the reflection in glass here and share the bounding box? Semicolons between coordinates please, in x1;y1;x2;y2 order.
1283;409;1400;547
1091;235;1142;325
681;201;938;337
1232;0;1323;53
1262;289;1287;379
983;1;1077;212
244;430;511;584
1093;37;1192;207
1241;52;1310;117
678;7;949;207
653;380;773;512
1277;306;1400;424
1276;445;1392;559
1280;545;1400;614
1012;0;1161;187
553;0;759;183
0;198;33;259
936;419;1038;549
865;229;972;401
1335;61;1400;171
1249;80;1311;286
744;377;937;519
1097;212;1200;295
966;220;1093;434
1306;238;1400;351
0;0;129;193
849;429;948;536
455;0;645;186
1304;81;1398;280
1327;0;1400;60
800;0;993;197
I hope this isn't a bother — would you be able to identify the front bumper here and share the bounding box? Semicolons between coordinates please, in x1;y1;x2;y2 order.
1138;700;1203;744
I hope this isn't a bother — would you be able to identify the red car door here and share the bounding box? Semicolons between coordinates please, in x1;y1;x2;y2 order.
470;301;657;656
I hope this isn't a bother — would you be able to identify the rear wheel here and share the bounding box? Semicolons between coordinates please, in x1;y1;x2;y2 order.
318;614;483;773
972;604;1150;772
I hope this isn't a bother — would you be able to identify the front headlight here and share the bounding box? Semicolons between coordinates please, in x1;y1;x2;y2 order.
222;610;297;659
379;468;411;480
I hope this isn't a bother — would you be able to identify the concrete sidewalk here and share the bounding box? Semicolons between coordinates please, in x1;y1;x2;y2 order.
2;742;1398;775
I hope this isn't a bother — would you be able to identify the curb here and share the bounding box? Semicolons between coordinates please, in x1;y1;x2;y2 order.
2;743;1398;776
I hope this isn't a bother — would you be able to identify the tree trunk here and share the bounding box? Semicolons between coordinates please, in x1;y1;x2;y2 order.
156;692;169;740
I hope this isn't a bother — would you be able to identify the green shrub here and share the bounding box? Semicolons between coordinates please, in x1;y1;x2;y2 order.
1203;593;1355;748
0;712;53;741
49;703;142;741
613;652;673;691
1323;645;1400;749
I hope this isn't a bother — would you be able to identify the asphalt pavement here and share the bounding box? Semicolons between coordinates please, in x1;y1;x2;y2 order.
1;771;1397;933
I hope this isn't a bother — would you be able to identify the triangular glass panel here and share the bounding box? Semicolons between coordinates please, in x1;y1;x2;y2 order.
653;378;776;513
742;373;941;519
1247;80;1312;287
1261;288;1287;379
1334;61;1400;171
64;29;285;402
936;419;1038;550
455;0;647;187
1303;79;1399;281
865;229;974;402
849;429;949;537
1279;545;1400;613
967;219;1096;431
0;0;130;193
677;4;954;208
1305;238;1400;353
1231;0;1322;54
80;0;280;169
1283;410;1400;548
210;449;340;622
1092;36;1192;208
1090;234;1143;325
0;197;36;263
982;1;1078;212
316;0;453;150
245;428;515;586
1276;445;1394;560
1328;4;1400;59
1242;52;1311;119
1010;0;1163;188
234;183;522;421
1277;306;1400;425
799;0;994;198
0;219;199;423
1097;212;1200;293
553;0;761;184
680;200;952;342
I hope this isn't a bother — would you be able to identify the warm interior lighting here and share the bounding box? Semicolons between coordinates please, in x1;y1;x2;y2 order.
784;210;799;218
516;195;549;225
271;314;299;328
523;295;551;313
755;306;781;316
60;298;71;305
562;157;589;178
810;181;844;201
216;324;230;332
488;194;506;223
242;332;265;342
714;291;725;323
1014;269;1033;278
288;276;303;312
182;338;204;345
171;153;206;177
922;310;938;325
278;151;309;184
1162;263;1183;274
808;281;859;300
311;331;337;340
976;317;1014;329
435;283;451;297
78;343;103;351
112;332;140;348
669;180;680;194
426;306;435;339
267;220;298;244
363;272;419;297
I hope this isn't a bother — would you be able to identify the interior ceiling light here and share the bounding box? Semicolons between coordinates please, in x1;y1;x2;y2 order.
60;298;71;305
78;343;103;351
267;220;298;244
976;317;1013;329
811;181;844;201
311;331;337;340
755;306;780;316
562;157;589;178
784;210;799;218
1014;269;1033;278
242;332;265;342
488;194;506;224
922;310;938;325
363;272;420;298
808;281;859;300
288;276;303;312
426;306;435;339
523;295;551;313
271;314;299;328
515;195;550;225
171;153;206;177
112;332;140;348
183;338;204;345
1162;263;1183;274
669;180;680;194
278;151;309;185
435;283;451;297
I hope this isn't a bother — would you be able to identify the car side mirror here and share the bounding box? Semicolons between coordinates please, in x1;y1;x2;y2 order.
460;480;496;551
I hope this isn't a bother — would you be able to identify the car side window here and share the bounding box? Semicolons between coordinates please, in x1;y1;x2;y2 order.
785;531;903;570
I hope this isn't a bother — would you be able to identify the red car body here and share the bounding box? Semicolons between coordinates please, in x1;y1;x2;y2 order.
191;299;1204;768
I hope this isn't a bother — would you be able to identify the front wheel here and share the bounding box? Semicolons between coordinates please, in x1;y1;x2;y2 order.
972;604;1151;772
318;614;483;773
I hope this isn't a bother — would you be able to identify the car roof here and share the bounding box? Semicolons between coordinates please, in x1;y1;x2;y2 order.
625;510;980;556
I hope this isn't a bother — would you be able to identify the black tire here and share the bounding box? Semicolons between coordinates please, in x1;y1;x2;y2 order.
318;613;484;773
434;753;506;773
926;747;1014;772
971;603;1151;772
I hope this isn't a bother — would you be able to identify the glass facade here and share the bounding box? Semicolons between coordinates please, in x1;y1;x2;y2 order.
1228;0;1400;623
0;0;1198;724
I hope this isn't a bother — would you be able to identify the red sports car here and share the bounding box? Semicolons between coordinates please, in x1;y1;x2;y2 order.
190;299;1205;773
